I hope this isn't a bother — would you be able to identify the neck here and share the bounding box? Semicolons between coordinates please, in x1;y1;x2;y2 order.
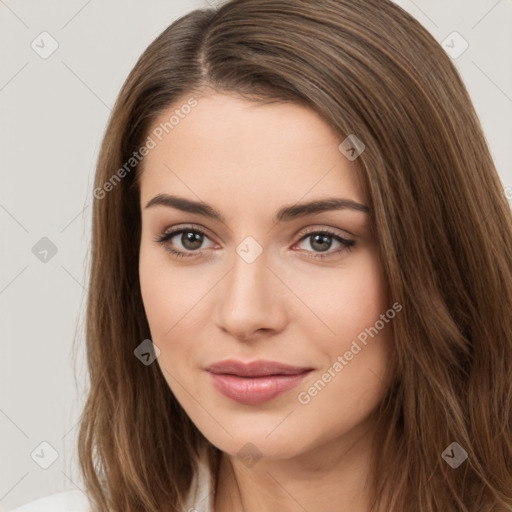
213;415;378;512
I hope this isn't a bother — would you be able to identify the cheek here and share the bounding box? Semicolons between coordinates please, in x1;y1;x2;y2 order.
139;241;204;338
138;253;198;390
294;250;393;408
330;254;389;340
139;244;170;335
291;248;389;347
333;253;392;375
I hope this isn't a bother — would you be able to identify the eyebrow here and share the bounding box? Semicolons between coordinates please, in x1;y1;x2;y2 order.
144;194;370;223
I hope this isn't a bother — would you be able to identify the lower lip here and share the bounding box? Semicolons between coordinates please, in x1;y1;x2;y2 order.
206;370;312;405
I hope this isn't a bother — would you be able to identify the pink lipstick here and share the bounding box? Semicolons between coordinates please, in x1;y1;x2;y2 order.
205;359;313;405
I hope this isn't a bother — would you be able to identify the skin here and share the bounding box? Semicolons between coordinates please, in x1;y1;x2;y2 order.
138;90;394;512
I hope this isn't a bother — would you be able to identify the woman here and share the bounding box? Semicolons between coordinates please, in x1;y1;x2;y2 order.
11;0;512;510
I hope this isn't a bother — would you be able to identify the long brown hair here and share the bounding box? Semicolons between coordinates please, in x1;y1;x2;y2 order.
76;0;512;510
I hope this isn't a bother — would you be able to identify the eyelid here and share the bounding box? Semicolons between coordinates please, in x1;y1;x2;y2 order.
157;224;352;245
154;223;356;259
159;223;218;242
296;225;354;240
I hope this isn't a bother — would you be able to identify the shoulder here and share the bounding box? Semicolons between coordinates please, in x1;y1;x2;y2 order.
8;489;90;512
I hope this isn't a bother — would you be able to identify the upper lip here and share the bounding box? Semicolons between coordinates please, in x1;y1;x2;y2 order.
205;359;313;377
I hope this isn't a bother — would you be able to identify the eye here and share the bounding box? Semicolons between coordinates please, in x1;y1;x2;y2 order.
153;226;215;259
293;228;355;260
153;225;356;261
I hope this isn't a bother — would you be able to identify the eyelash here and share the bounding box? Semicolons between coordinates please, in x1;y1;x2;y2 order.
153;225;355;261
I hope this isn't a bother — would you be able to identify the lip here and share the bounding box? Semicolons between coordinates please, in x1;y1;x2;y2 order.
205;359;313;377
205;359;313;405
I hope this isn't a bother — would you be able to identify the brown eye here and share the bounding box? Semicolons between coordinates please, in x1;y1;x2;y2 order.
154;227;214;259
294;229;355;260
178;231;204;251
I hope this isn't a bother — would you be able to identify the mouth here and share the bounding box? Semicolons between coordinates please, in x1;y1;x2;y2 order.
205;359;313;377
205;359;314;405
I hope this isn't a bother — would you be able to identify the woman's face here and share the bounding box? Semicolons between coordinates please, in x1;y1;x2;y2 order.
139;91;394;461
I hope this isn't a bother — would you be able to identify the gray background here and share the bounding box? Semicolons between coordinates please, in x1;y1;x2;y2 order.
1;0;511;509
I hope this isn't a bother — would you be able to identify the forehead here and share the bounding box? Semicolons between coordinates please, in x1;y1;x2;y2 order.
139;92;367;216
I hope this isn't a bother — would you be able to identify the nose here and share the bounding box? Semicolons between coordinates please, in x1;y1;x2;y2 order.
214;246;288;342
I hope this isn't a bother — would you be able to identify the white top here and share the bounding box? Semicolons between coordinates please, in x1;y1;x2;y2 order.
8;450;215;512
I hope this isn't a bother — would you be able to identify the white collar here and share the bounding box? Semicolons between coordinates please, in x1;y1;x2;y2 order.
183;447;216;512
